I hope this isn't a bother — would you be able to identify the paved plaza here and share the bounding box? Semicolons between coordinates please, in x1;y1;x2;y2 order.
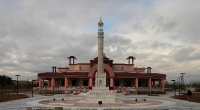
0;92;200;110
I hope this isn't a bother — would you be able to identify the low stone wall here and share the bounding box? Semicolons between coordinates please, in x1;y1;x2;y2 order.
27;107;64;110
151;91;165;94
27;107;98;110
138;91;150;94
130;91;137;94
39;90;65;94
138;91;165;94
185;87;195;92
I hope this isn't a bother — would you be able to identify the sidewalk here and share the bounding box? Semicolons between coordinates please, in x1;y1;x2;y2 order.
0;92;200;110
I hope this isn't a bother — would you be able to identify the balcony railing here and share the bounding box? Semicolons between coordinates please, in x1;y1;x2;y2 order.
138;87;149;91
152;87;162;91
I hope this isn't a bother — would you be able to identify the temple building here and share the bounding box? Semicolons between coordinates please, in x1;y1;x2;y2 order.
38;54;166;94
37;20;166;94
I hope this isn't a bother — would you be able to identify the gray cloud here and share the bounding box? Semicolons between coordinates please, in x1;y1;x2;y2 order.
151;41;173;49
171;46;200;62
156;20;177;33
188;51;200;61
0;0;200;83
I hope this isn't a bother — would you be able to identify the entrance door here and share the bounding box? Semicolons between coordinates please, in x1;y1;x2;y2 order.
115;80;120;86
72;80;77;86
125;79;131;87
83;80;88;86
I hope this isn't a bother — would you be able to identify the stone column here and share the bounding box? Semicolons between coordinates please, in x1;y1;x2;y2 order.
42;79;44;87
162;78;165;92
51;78;55;91
89;78;93;89
135;78;138;92
38;78;42;91
110;77;114;90
64;77;68;92
148;78;152;93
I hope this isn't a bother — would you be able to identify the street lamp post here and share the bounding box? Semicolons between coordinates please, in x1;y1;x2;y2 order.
180;73;185;91
15;75;20;94
180;76;183;91
32;80;37;97
171;80;176;97
27;79;29;91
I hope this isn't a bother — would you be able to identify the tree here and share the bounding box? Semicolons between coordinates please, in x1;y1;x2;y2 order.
0;75;13;86
165;81;173;88
0;75;13;101
190;81;200;91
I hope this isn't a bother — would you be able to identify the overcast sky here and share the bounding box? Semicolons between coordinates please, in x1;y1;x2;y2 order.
0;0;200;84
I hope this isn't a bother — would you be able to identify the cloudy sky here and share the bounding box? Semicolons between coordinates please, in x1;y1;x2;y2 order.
0;0;200;83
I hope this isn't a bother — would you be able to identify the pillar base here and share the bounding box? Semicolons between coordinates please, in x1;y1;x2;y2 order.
52;86;54;91
109;86;114;90
64;86;68;92
39;86;42;91
86;87;115;103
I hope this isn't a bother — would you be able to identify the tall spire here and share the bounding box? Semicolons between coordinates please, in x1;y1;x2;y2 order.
85;18;115;103
97;17;104;75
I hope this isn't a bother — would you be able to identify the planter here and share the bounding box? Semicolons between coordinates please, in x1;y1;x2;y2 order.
122;91;130;95
113;89;118;93
83;88;89;93
72;90;77;95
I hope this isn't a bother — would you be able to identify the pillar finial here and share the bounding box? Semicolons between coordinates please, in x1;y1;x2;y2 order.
98;17;104;29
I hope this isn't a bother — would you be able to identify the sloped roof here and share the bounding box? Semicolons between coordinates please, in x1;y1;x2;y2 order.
114;72;166;78
38;72;88;77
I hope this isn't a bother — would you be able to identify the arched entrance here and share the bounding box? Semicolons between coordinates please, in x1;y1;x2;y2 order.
88;64;114;89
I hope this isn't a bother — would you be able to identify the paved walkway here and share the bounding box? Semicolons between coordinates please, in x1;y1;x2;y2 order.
0;92;199;110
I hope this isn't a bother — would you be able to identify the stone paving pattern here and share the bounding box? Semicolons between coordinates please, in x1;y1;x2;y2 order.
0;92;199;110
38;98;163;107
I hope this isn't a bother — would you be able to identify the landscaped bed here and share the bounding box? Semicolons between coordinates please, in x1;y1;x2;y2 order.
175;92;200;103
0;93;29;102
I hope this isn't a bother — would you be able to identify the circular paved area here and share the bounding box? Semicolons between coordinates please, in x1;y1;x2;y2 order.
35;97;165;107
0;92;200;110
